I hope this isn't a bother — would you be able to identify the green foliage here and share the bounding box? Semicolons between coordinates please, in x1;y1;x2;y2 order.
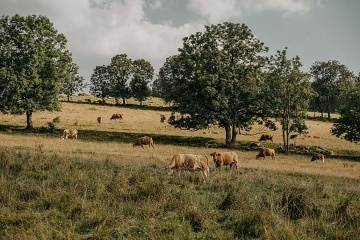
130;59;153;105
310;60;356;118
61;63;86;101
156;22;268;147
332;89;360;142
265;48;313;152
52;116;60;123
90;65;111;99
0;148;359;239
108;54;133;104
0;14;73;129
90;54;154;106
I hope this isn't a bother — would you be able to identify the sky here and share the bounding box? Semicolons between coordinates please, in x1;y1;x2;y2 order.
1;0;359;90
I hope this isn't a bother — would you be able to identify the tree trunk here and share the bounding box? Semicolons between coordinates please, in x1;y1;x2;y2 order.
67;94;70;102
230;113;237;147
225;125;231;147
122;96;126;105
26;111;33;130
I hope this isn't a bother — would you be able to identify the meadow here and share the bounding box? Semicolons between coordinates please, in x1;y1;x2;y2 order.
0;96;359;239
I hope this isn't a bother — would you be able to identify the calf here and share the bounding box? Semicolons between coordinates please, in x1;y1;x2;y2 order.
256;148;276;160
164;154;210;179
97;117;102;124
133;136;155;149
311;153;325;163
210;151;238;170
259;134;274;143
60;129;78;140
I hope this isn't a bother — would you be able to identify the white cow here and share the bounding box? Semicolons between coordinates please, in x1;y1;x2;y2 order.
60;129;78;140
164;154;210;179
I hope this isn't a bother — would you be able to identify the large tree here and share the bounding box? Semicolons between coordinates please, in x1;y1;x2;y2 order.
265;48;313;152
130;59;153;106
310;60;355;118
0;14;72;129
157;22;268;147
108;54;133;105
90;65;111;101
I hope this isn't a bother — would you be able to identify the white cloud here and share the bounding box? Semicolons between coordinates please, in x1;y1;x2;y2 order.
187;0;321;23
0;0;327;83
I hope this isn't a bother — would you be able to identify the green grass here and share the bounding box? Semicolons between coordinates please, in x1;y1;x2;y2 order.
0;147;359;239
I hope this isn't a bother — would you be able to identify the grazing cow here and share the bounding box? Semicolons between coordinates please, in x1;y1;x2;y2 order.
256;148;276;160
290;134;298;140
60;129;78;140
311;153;325;163
133;136;155;149
97;117;102;124
259;134;274;143
210;151;238;170
110;113;123;120
164;154;210;179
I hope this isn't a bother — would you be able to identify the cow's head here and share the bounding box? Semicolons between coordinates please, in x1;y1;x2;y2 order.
210;152;222;163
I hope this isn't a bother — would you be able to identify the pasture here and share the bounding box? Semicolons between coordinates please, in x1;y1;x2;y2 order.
0;97;359;239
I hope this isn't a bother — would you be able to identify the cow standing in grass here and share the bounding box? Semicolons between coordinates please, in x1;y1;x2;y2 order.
256;148;276;160
110;113;123;120
259;134;274;143
311;153;325;163
210;151;238;171
60;129;78;140
164;154;210;179
133;136;155;149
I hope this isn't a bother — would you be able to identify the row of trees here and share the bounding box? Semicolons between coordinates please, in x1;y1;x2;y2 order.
89;54;153;106
1;15;359;148
153;22;360;149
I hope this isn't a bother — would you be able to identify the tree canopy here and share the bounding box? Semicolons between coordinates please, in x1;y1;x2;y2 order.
309;60;355;118
156;22;268;147
331;85;360;143
90;54;153;105
61;63;86;101
0;14;72;129
265;48;313;152
130;59;153;106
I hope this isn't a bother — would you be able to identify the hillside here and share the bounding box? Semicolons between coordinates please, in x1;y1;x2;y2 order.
0;97;359;179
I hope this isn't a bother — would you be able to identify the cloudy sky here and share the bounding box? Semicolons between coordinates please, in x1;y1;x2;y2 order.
1;0;359;88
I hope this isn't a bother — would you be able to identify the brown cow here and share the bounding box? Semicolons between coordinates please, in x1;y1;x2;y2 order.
60;129;78;140
259;134;274;143
133;136;155;149
210;151;238;170
97;117;102;124
311;153;325;163
290;134;298;139
256;148;276;160
164;154;210;179
110;113;123;120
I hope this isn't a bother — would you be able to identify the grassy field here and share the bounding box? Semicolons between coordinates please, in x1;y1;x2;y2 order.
0;96;359;239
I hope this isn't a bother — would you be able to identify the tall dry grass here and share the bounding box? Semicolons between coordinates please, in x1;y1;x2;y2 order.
0;97;359;239
0;146;359;239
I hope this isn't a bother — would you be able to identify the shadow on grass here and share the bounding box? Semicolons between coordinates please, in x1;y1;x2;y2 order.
0;124;222;148
60;100;174;112
1;124;359;161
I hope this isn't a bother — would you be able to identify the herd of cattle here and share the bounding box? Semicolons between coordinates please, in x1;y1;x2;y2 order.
60;122;326;180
